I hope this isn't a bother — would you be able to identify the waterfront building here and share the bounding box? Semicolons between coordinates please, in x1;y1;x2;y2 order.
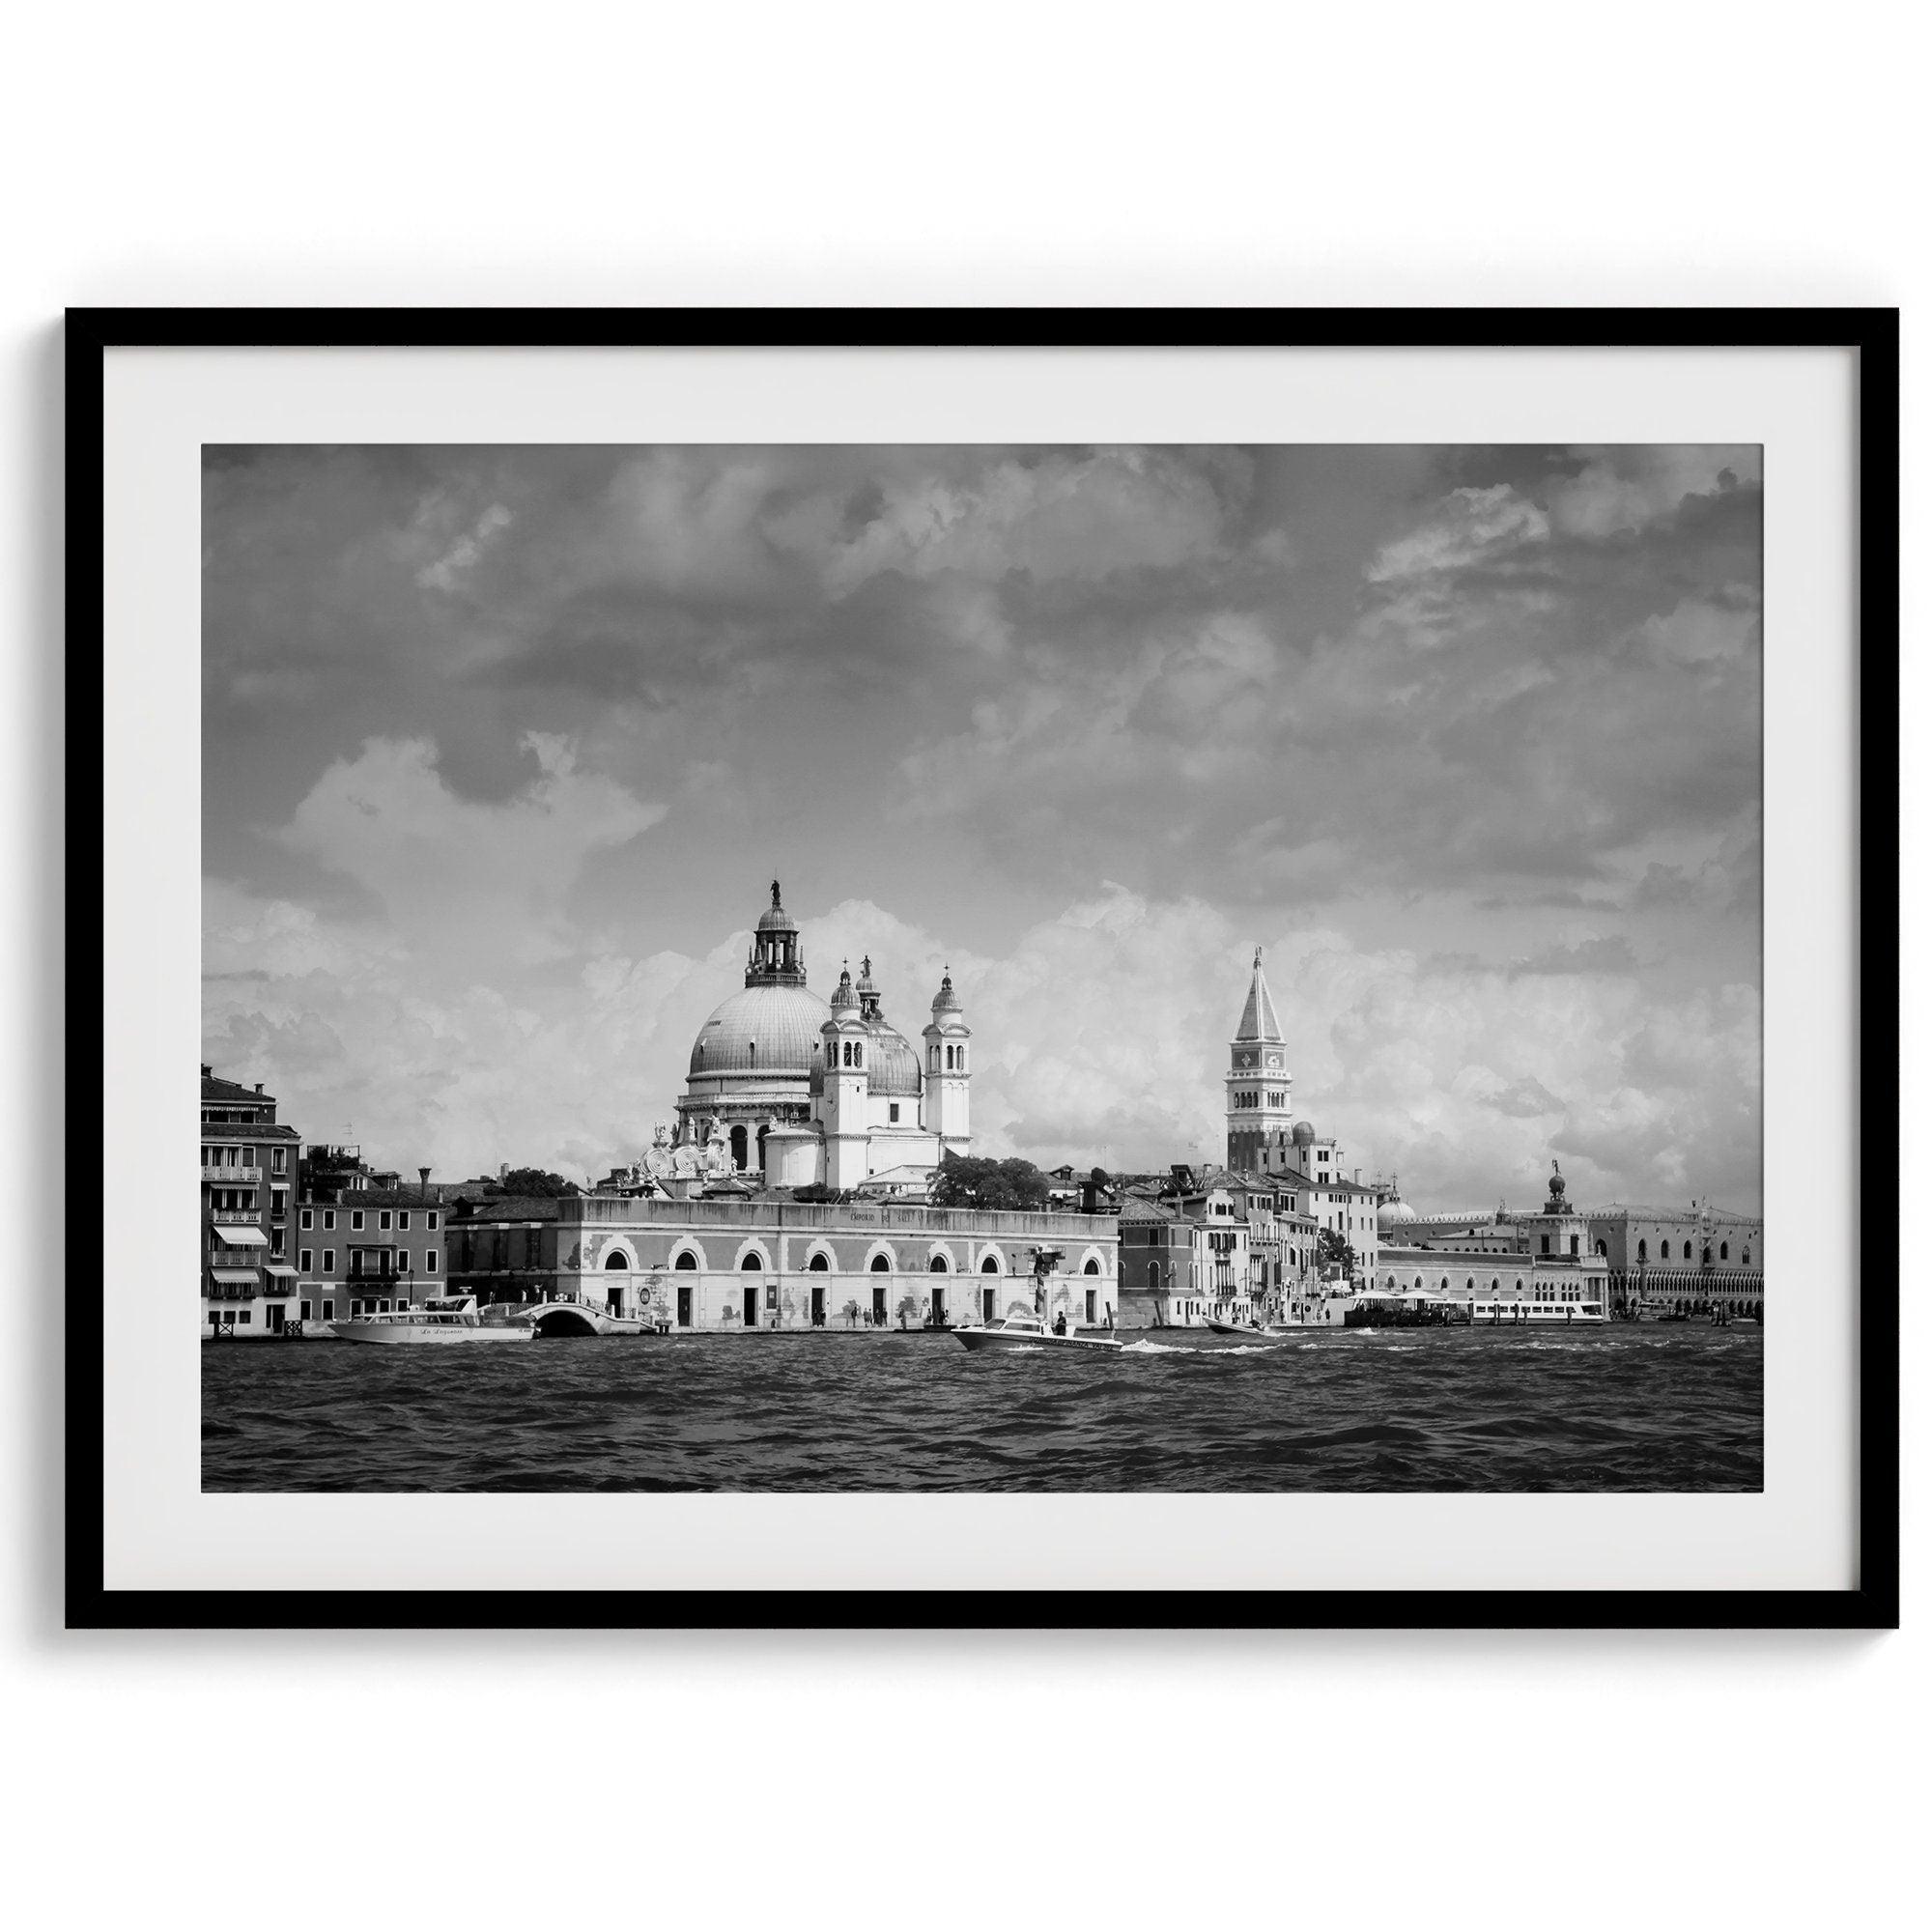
1116;1166;1321;1328
446;1191;1118;1332
672;882;971;1190
1577;1202;1763;1318
295;1183;458;1323
1380;1186;1763;1319
201;1066;301;1336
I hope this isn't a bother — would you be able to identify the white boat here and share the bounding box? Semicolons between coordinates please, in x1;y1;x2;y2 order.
955;1244;1122;1352
327;1293;532;1346
955;1313;1122;1352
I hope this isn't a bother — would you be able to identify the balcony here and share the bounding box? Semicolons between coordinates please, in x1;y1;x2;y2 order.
210;1209;262;1227
347;1261;412;1282
203;1164;261;1184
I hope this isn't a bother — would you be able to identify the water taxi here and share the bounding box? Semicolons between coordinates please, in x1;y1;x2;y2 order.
955;1243;1123;1352
955;1312;1122;1352
327;1293;532;1346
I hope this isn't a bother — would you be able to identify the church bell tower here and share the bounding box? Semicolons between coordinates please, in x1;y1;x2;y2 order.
1226;947;1293;1172
922;968;972;1153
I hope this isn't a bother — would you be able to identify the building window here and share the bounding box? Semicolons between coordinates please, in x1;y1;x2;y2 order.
1743;1247;1750;1266
1660;1240;1670;1260
299;1300;311;1321
397;1251;411;1273
1637;1239;1647;1263
428;1210;440;1231
323;1249;335;1272
300;1208;313;1231
271;1147;287;1174
425;1252;439;1274
324;1209;336;1232
351;1210;363;1232
400;1210;411;1231
1719;1241;1729;1261
300;1248;312;1272
322;1300;333;1320
889;1103;900;1123
379;1209;391;1232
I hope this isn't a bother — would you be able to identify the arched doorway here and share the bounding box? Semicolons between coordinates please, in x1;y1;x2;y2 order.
980;1252;1000;1321
740;1249;763;1327
672;1247;699;1327
868;1250;891;1325
807;1249;830;1326
603;1247;630;1316
928;1251;950;1327
730;1124;749;1171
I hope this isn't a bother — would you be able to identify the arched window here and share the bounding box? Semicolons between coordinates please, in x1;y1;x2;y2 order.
604;1251;629;1269
1702;1246;1712;1266
1719;1241;1729;1261
1148;1262;1160;1289
869;1254;892;1273
1084;1257;1100;1275
739;1251;764;1272
673;1250;699;1271
1743;1247;1751;1266
854;1044;863;1068
808;1253;830;1272
928;1253;951;1272
1660;1240;1671;1260
1637;1239;1647;1263
1491;1279;1499;1293
730;1124;748;1170
930;1044;938;1070
980;1254;1000;1274
1596;1239;1607;1257
1515;1279;1524;1293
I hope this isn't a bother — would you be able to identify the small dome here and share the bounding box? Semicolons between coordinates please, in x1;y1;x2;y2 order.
1547;1161;1568;1200
931;969;961;1014
1378;1195;1417;1228
866;1017;922;1097
755;878;798;934
829;964;859;1014
1292;1121;1316;1148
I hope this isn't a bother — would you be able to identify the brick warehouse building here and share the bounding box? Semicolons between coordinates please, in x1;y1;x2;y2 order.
201;1066;301;1335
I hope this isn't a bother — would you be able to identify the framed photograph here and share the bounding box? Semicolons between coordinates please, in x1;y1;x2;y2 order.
71;308;1896;1629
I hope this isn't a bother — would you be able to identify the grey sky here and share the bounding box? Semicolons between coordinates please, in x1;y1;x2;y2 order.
203;443;1762;1210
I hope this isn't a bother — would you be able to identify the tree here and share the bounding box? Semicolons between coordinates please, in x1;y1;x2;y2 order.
496;1167;582;1197
1316;1228;1356;1279
929;1152;1050;1211
1089;1166;1110;1188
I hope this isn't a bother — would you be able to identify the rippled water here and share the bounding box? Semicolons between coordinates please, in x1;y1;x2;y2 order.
202;1324;1761;1492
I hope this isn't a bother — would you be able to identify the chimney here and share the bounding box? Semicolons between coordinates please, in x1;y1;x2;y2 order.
418;1166;432;1201
200;1064;212;1078
254;1082;264;1094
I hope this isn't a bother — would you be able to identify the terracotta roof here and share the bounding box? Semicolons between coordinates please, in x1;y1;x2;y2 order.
447;1196;564;1222
201;1121;298;1141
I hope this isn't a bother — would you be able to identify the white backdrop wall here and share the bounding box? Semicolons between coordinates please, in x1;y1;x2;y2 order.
5;6;1922;1931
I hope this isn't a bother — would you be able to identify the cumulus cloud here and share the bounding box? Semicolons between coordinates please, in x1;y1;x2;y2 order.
203;443;1764;1209
279;733;665;964
1546;445;1760;539
1366;484;1550;582
205;874;1761;1211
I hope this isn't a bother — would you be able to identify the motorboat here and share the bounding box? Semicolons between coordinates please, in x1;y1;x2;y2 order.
1204;1316;1284;1338
327;1293;532;1346
955;1313;1121;1353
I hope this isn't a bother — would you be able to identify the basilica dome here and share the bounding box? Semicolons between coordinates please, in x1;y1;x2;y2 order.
689;983;833;1079
1378;1192;1417;1230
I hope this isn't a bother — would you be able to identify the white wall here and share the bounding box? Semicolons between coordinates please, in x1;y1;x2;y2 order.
9;12;1925;1932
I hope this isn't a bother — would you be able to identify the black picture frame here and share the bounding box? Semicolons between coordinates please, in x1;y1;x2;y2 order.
67;306;1899;1632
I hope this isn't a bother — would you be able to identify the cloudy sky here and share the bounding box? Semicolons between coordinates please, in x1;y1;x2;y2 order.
202;443;1762;1210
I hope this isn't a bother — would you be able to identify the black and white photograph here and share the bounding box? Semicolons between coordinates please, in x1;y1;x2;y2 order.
198;438;1769;1494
